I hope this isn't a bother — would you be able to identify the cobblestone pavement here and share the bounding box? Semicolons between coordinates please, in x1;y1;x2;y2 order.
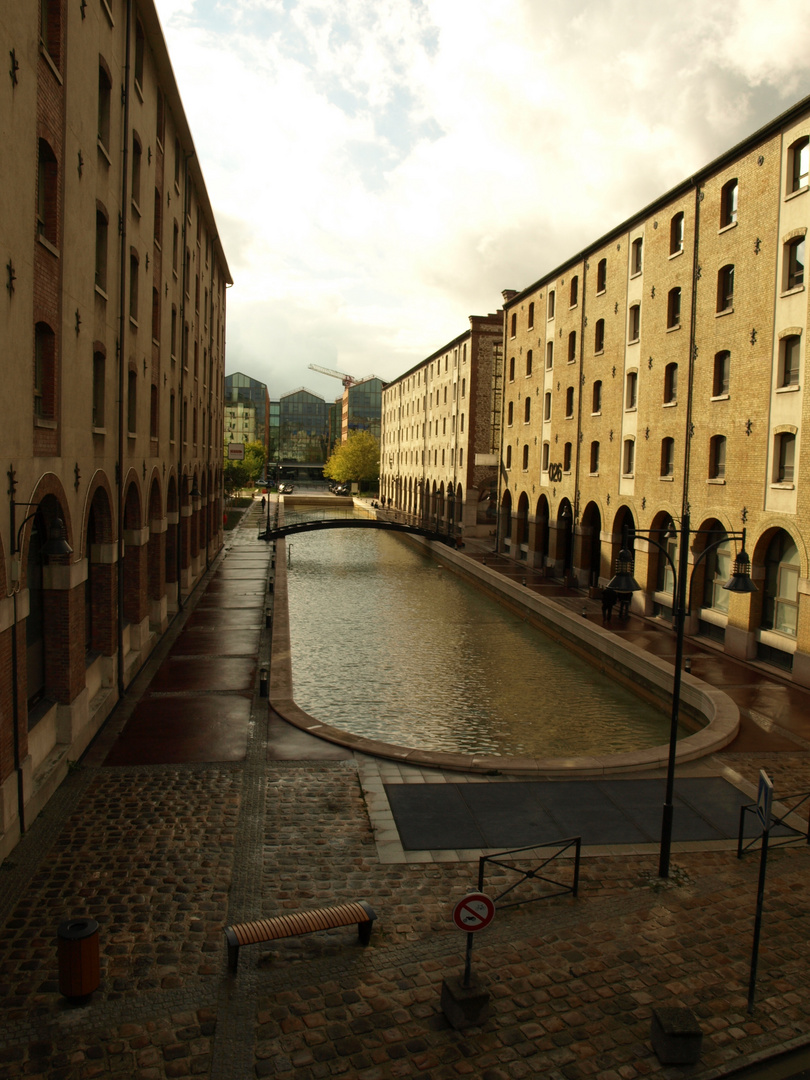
2;500;810;1079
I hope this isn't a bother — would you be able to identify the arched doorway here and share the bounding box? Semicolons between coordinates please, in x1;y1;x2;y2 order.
578;501;602;587
557;499;574;577
500;490;512;552
533;494;549;570
756;529;800;670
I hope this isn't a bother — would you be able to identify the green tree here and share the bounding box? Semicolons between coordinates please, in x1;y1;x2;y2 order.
223;459;251;495
324;430;380;489
243;441;267;484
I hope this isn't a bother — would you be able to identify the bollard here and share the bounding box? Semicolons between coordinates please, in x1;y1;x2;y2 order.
57;918;100;1001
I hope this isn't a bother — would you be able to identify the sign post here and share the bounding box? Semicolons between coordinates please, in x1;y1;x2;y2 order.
441;892;495;1030
748;769;773;1013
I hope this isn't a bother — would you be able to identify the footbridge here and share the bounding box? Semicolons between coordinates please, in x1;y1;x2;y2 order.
259;517;455;544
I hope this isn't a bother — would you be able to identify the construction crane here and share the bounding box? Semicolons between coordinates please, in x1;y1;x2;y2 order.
308;364;358;389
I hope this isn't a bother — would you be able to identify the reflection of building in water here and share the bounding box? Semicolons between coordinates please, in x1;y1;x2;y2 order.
380;312;505;538
224;372;270;455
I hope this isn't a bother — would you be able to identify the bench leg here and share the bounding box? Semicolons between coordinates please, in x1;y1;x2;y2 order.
357;920;373;946
227;941;239;972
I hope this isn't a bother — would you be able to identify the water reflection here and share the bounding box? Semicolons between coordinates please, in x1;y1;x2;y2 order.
286;527;676;757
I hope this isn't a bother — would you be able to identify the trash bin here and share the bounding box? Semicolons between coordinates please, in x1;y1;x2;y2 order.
57;918;100;1001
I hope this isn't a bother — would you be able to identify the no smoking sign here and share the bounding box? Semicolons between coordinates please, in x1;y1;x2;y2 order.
452;892;495;932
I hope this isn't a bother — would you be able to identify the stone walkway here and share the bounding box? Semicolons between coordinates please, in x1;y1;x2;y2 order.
1;498;810;1079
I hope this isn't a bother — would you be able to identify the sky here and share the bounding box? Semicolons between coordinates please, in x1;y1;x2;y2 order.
153;0;810;402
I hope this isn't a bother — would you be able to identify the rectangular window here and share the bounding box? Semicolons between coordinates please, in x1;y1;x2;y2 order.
781;335;800;386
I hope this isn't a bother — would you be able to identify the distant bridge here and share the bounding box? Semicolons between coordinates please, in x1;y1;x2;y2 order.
259;517;455;544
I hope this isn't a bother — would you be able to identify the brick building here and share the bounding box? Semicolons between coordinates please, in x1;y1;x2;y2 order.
499;97;810;685
0;0;231;857
380;313;503;536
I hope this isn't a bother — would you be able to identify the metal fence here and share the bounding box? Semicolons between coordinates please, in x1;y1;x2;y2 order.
478;837;581;909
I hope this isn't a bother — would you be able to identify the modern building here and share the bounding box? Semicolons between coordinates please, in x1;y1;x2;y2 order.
224;371;270;454
274;388;329;485
380;313;504;536
0;0;230;857
498;96;810;684
341;376;385;443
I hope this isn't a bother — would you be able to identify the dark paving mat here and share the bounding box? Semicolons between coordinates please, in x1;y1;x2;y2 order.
104;694;251;764
385;777;782;850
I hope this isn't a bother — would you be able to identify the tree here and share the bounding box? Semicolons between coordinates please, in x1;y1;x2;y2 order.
243;441;267;484
324;430;380;488
223;460;251;495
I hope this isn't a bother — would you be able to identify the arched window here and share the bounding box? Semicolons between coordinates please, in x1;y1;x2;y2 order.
713;351;730;396
785;236;805;291
789;136;809;193
589;441;599;473
762;532;799;637
527;302;534;328
664;362;678;403
507;401;513;425
522;444;529;470
667;288;681;329
98;61;112;152
720;179;738;227
592;380;602;413
505;445;512;469
128;368;137;433
780;335;801;387
702;528;730;613
717;264;735;312
524;397;531;423
525;349;533;376
660;437;675;476
570;275;578;307
594;318;605;353
670;212;684;254
568;330;577;362
596;258;607;292
709;435;726;479
37;139;58;247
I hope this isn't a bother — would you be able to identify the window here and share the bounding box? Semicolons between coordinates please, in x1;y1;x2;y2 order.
702;528;731;613
127;369;137;433
785;236;805;290
667;287;681;328
40;0;61;67
713;350;730;396
526;349;533;376
565;386;574;417
631;237;643;275
568;330;577;362
150;384;158;439
592;380;602;413
720;179;738;226
664;362;678;403
776;432;796;482
563;442;572;472
129;251;139;322
590;441;600;473
628;304;640;342
92;350;105;427
570;275;578;307
528;302;534;328
546;341;553;369
717;264;734;311
510;313;517;337
780;335;800;386
509;356;515;381
544;392;551;421
134;19;145;90
37;139;58;247
507;401;514;425
522;445;529;470
151;287;160;341
670;212;684;254
169;392;175;441
171;305;177;359
153;187;162;246
625;371;638;410
34;322;55;419
95;205;108;292
98;63;112;152
461;378;466;397
156;89;165;147
548;290;555;319
709;435;726;479
596;258;607;292
524;397;531;423
542;442;549;471
623;439;635;476
660;437;675;476
789;136;809;193
762;532;799;636
131;133;142;210
505;445;512;469
594;318;605;353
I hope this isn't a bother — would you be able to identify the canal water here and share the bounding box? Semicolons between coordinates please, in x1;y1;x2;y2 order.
284;523;680;758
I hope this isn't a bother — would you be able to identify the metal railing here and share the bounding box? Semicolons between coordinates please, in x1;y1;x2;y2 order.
737;791;810;858
478;837;581;909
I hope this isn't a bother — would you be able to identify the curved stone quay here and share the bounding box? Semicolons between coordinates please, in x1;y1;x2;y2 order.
2;495;810;1079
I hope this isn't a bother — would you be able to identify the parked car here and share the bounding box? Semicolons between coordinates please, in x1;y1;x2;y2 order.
278;483;295;494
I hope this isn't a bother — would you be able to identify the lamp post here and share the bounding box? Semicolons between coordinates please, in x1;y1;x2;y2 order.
446;483;456;542
608;513;756;877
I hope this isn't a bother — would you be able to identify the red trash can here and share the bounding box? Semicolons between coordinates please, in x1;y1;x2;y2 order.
57;918;100;1001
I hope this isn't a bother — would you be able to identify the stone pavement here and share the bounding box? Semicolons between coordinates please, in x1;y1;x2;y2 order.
1;498;810;1079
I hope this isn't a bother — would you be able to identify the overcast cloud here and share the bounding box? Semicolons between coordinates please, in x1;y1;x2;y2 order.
153;0;810;401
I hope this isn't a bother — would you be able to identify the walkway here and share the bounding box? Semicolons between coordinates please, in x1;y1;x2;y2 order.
1;497;810;1079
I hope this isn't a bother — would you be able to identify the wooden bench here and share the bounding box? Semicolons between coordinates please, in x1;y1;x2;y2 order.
224;901;376;972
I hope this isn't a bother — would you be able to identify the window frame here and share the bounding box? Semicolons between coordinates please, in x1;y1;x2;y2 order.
720;179;738;227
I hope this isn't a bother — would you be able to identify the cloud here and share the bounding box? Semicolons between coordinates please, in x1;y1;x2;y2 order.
154;0;810;399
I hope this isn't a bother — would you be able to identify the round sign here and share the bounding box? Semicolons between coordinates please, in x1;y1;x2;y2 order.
452;892;495;932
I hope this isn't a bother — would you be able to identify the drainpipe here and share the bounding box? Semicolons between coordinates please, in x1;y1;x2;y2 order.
116;0;132;697
682;179;702;520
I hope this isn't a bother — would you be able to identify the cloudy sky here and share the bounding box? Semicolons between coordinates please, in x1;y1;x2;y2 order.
153;0;810;402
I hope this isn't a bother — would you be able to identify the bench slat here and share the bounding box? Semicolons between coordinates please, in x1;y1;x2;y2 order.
225;901;376;972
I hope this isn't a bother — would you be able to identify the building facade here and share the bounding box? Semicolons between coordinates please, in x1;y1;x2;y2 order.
274;388;329;484
341;376;384;443
498;98;810;684
0;0;230;857
224;372;270;455
380;313;504;536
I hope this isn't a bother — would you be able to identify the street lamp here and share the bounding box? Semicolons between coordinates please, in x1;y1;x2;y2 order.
608;512;756;877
